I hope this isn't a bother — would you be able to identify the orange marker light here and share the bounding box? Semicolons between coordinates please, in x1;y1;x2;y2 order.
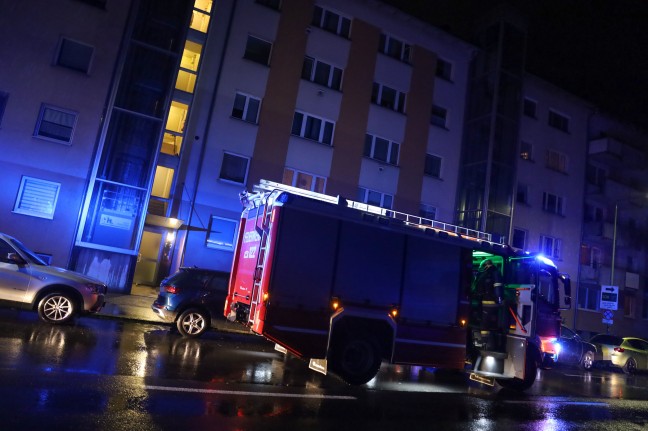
331;297;340;311
263;292;269;302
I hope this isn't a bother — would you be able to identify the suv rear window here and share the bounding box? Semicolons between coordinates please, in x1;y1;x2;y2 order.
590;334;623;345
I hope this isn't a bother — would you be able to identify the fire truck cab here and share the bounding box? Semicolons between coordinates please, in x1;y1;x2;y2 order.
225;180;571;390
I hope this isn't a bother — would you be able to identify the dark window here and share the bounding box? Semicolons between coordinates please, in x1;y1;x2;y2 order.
56;38;94;73
431;105;447;128
75;0;107;8
231;93;260;124
34;105;77;144
219;153;249;184
312;6;351;38
548;110;570;132
244;35;272;65
0;91;8;127
512;228;527;249
424;154;441;178
523;98;537;118
436;58;452;80
255;0;281;10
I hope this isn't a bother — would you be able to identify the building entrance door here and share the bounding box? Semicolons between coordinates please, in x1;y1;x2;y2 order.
133;230;163;287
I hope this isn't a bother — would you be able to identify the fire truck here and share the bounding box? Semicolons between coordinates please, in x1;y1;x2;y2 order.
225;180;571;390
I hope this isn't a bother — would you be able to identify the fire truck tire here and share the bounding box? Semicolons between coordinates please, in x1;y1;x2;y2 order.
176;308;210;338
496;346;539;391
330;332;382;385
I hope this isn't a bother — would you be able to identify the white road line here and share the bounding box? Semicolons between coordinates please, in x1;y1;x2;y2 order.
144;385;356;400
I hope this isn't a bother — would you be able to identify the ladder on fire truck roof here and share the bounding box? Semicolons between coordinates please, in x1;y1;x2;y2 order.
251;179;504;245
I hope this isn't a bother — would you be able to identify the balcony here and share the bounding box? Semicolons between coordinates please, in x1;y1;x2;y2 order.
589;136;645;169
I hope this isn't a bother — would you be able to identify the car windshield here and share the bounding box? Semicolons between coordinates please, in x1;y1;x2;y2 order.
7;237;48;266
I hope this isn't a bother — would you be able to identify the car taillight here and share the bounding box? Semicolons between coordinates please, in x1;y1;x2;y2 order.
614;347;625;353
164;285;179;294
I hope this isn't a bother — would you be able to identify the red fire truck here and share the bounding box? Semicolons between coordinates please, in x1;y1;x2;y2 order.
225;180;571;390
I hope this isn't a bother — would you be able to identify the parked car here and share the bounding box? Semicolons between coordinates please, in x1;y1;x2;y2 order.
589;334;648;374
540;325;597;370
0;232;107;324
151;267;230;338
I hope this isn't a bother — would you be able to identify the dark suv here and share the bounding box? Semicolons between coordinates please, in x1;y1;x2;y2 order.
151;267;230;338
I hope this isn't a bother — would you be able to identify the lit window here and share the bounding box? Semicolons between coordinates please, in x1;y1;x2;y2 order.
291;111;334;145
13;176;60;219
424;154;442;179
520;141;533;160
364;134;399;165
206;216;238;250
231;93;261;124
371;82;406;113
56;37;94;73
34;104;77;144
244;35;272;65
219;152;249;184
282;168;326;193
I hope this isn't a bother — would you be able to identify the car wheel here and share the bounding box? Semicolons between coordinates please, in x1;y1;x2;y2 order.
176;308;210;338
580;350;594;371
37;292;76;324
623;357;637;374
330;332;382;385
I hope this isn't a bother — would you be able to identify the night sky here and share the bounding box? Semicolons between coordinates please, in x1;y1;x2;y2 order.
383;0;648;128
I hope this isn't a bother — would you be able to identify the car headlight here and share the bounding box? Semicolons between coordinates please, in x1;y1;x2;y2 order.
84;283;105;294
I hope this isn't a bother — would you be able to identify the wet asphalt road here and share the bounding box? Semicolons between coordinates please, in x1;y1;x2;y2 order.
1;308;648;430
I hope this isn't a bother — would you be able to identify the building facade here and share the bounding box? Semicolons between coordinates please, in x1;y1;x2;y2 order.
1;0;647;338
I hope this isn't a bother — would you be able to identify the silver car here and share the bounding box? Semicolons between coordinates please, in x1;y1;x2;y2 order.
0;232;107;324
589;334;648;374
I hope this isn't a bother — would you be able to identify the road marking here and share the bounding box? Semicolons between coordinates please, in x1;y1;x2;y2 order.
503;400;608;406
144;385;356;400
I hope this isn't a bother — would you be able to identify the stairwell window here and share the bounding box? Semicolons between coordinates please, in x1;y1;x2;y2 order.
231;92;260;124
302;56;342;90
371;83;406;113
13;176;60;220
358;187;393;209
243;35;272;65
379;33;411;63
219;152;249;184
291;111;334;145
542;192;564;215
312;5;351;38
364;134;399;165
206;216;237;250
539;235;562;260
34;104;77;144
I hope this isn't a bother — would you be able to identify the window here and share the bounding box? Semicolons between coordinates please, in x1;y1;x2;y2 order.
255;0;281;10
578;284;599;311
231;92;260;124
523;98;537;118
584;204;604;222
34;104;77;144
75;0;107;7
424;154;442;179
512;228;527;249
358;187;393;209
302;56;342;90
586;164;606;187
219;152;249;184
516;184;529;204
378;33;411;63
13;176;60;220
624;294;636;318
420;203;437;220
364;134;399;165
548;110;570;132
291;111;334;145
206;216;238;250
283;168;326;193
243;35;272;65
539;235;562;259
546;149;568;173
431;105;448;128
542;192;564;215
436;58;453;81
312;5;351;38
520;141;533;161
371;83;406;113
0;91;7;127
55;37;94;73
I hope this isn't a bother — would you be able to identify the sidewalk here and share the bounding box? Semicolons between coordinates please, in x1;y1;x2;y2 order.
97;284;252;335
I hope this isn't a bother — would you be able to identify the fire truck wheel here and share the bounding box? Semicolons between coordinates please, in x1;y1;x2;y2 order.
330;333;381;385
176;308;210;338
496;346;539;391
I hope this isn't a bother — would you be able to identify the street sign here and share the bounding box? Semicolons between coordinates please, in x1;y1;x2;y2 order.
600;285;619;310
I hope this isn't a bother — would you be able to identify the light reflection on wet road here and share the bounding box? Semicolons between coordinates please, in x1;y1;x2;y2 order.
0;308;648;430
